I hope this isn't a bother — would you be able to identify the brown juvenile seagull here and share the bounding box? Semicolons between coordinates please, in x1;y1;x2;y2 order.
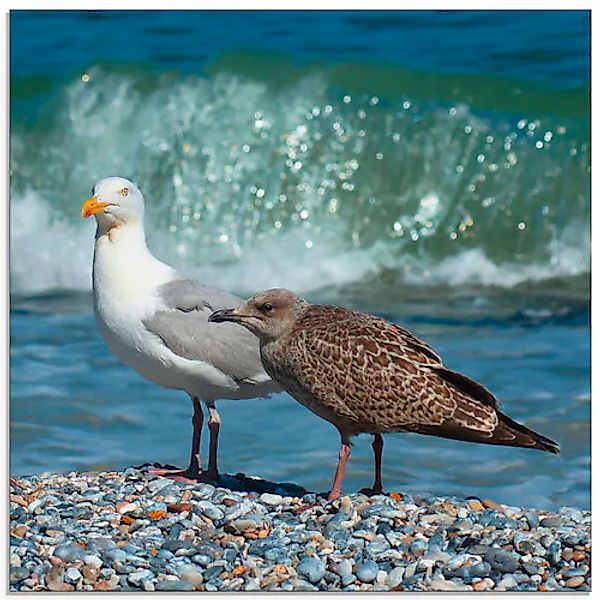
209;288;560;500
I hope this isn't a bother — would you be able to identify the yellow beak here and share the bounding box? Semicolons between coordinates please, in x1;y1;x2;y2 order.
81;196;109;218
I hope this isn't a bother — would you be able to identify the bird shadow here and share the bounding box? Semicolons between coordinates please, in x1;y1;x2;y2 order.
134;463;404;501
135;462;311;498
212;472;311;498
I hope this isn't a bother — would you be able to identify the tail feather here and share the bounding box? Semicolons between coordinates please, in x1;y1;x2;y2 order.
421;365;561;454
405;410;560;454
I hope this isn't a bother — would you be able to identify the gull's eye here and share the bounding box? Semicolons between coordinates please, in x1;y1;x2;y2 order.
262;303;274;313
121;187;129;197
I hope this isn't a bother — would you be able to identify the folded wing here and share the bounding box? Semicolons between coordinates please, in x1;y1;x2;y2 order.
144;279;272;386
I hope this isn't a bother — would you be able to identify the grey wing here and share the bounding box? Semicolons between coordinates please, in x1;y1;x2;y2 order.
144;279;270;384
156;278;244;313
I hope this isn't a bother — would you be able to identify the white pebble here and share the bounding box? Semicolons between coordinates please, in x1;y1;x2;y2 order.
259;493;284;506
430;580;471;591
84;555;103;568
64;567;82;585
117;502;138;514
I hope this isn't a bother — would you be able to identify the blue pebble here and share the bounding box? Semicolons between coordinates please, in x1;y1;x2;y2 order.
540;516;562;528
409;538;427;557
386;566;405;588
53;542;87;563
564;567;587;578
428;533;445;549
264;548;287;563
296;556;326;584
223;548;237;562
204;565;224;580
526;512;540;529
377;522;392;535
10;567;29;584
469;561;492;577
192;554;211;567
334;560;353;578
328;528;350;546
523;562;540;575
106;549;128;563
367;539;390;556
484;548;518;574
547;541;562;566
155;579;193;592
356;560;378;583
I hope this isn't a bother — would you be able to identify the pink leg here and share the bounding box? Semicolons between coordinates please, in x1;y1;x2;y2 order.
147;396;204;482
328;441;352;501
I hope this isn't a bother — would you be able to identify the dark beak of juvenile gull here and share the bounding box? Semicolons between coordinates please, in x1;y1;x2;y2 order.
208;308;243;323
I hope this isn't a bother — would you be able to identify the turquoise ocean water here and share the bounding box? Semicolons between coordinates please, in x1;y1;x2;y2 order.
10;10;590;509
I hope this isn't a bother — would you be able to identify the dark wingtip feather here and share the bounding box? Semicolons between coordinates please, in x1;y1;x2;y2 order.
433;366;500;408
432;366;560;454
497;411;561;454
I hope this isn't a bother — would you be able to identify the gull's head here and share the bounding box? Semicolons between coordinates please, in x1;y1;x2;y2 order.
208;288;307;343
81;177;144;228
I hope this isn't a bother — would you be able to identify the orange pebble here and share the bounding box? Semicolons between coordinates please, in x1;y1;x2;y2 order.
231;565;247;577
148;510;167;520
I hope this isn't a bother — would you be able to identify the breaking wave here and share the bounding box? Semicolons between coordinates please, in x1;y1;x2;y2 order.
10;62;590;297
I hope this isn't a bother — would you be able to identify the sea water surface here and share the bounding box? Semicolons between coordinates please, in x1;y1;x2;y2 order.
10;10;590;510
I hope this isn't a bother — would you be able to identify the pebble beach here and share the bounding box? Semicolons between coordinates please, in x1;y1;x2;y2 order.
9;467;591;592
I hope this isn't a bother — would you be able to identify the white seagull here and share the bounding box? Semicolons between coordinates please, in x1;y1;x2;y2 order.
81;176;280;480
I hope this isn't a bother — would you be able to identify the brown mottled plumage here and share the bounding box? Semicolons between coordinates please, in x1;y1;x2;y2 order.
209;289;560;500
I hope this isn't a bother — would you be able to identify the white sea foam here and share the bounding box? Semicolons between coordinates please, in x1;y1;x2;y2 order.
10;190;95;295
10;187;589;298
9;188;386;297
10;67;590;297
403;245;589;289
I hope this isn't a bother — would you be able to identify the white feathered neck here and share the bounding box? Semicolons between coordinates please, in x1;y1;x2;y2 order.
92;222;177;315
